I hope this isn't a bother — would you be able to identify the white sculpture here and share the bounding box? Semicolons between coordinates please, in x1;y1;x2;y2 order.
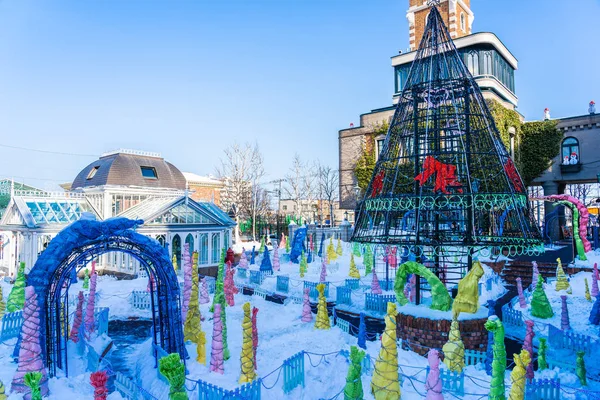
569;152;579;165
544;108;551;120
590;101;596;115
563;156;570;165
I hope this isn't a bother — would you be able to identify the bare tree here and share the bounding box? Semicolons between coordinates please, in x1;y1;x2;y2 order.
284;154;317;223
567;183;595;205
216;142;266;241
316;163;339;227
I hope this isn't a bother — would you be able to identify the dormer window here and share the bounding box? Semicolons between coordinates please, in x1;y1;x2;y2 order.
141;166;158;179
86;166;99;180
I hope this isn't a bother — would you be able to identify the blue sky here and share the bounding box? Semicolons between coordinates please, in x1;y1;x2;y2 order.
0;0;598;191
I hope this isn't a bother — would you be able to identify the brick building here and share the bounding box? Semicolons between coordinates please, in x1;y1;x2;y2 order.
183;172;224;207
339;0;519;211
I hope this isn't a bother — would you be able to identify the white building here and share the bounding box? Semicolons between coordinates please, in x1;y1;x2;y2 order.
0;149;235;277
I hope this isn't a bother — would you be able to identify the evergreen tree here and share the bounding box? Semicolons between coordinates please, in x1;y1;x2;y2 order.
158;354;187;400
531;275;554;319
344;346;365;400
7;262;26;312
336;238;343;256
537;338;548;370
364;247;373;275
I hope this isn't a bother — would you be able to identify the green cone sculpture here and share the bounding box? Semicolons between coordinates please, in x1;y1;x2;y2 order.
531;275;554;319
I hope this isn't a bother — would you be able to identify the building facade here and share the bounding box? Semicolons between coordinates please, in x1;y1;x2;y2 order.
0;149;234;277
183;172;225;207
339;0;519;210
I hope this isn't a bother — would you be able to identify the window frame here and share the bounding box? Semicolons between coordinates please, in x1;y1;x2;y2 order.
141;166;158;179
460;13;466;32
561;137;580;164
86;166;99;180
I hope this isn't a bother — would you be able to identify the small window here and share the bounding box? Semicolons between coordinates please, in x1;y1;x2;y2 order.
141;166;158;179
460;13;466;32
376;138;386;161
87;166;99;180
562;137;580;165
283;205;288;211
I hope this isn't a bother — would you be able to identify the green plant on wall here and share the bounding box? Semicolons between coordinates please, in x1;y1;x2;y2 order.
486;99;562;186
353;121;388;194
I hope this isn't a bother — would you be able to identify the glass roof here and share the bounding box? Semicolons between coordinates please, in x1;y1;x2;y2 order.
25;200;94;224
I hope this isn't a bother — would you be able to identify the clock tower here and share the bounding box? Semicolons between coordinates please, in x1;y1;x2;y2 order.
407;0;474;51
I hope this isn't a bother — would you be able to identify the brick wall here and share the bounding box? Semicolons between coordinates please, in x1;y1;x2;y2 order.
397;312;488;356
189;185;222;207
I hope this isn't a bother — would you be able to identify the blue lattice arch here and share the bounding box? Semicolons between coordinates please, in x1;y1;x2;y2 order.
27;217;185;376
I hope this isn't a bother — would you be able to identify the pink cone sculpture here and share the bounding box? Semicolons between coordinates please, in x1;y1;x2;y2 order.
252;306;259;370
409;274;417;303
309;235;314;252
84;270;98;341
561;295;571;331
301;288;313;322
371;268;382;295
69;291;85;343
210;303;224;374
516;277;527;308
12;286;49;398
279;233;285;249
90;370;108;400
592;264;599;298
146;274;155;293
523;320;535;380
182;243;192;323
239;249;248;269
199;277;210;304
425;349;443;400
273;246;280;272
319;258;327;283
387;247;398;269
224;262;238;307
531;261;539;289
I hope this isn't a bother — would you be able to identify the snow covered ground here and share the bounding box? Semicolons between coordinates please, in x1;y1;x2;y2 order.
0;242;597;399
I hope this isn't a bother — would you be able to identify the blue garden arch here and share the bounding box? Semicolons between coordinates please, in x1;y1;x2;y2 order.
27;217;185;376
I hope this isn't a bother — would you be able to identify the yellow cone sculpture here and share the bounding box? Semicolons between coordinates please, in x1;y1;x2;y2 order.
314;284;330;330
196;331;206;365
184;252;203;343
371;302;400;400
442;317;465;373
239;302;257;383
452;260;484;316
508;349;531;400
555;258;570;291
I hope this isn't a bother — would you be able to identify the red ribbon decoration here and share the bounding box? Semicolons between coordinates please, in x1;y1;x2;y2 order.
503;158;523;193
414;156;463;194
370;170;385;198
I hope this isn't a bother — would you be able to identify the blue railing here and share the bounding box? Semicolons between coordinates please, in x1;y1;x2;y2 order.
283;351;305;394
304;281;329;299
425;367;464;397
345;278;359;290
276;276;289;293
336;287;352;306
525;378;560;400
364;294;396;314
464;349;485;366
548;324;593;355
131;291;152;310
501;303;524;328
197;378;262;400
0;310;24;341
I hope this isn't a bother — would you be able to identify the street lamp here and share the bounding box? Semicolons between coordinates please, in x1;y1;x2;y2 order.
344;210;349;221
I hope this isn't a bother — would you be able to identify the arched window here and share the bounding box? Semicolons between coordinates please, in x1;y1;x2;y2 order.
198;233;208;265
185;233;194;254
211;233;221;263
460;13;466;32
466;51;479;75
172;234;181;270
482;51;493;75
562;137;580;164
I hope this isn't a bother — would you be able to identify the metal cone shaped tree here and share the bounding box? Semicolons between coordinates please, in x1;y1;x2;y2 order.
352;4;542;303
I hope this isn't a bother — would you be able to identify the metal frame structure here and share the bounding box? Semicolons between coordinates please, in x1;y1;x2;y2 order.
352;4;542;302
27;217;185;377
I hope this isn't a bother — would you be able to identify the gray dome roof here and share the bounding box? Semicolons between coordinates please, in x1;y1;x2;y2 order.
72;151;186;190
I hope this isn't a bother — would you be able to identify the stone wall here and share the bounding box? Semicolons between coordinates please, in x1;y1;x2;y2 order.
396;312;488;356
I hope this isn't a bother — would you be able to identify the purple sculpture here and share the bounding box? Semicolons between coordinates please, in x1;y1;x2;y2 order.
560;295;571;331
516;277;527;308
523;320;535;380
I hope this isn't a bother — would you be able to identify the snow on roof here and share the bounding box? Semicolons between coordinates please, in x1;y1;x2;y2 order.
182;172;224;186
